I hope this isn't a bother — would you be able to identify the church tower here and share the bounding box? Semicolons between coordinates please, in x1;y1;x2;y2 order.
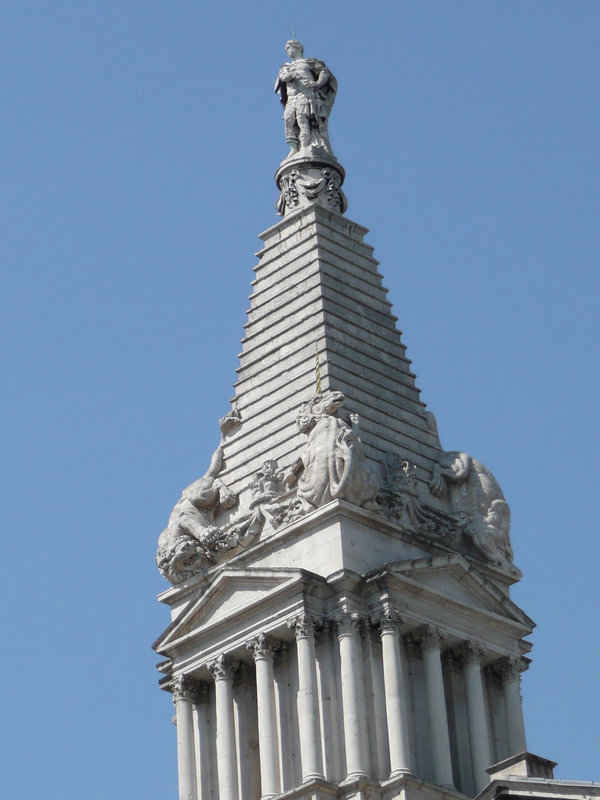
154;40;541;800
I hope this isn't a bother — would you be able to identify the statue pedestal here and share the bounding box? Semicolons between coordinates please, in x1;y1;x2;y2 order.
275;154;347;216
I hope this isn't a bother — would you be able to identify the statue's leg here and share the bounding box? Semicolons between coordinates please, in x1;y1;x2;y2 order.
297;110;311;149
283;105;299;151
178;511;211;543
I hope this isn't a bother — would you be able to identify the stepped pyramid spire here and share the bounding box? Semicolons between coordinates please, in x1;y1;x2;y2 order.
154;41;532;800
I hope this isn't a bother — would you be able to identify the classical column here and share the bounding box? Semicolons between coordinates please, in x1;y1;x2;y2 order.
418;625;454;788
192;682;211;800
500;656;527;754
247;634;281;800
366;623;390;779
336;612;369;780
171;675;199;800
208;655;239;800
462;641;492;792
377;610;413;778
288;613;325;782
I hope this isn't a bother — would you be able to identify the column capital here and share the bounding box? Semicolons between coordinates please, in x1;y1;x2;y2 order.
287;612;317;640
169;674;200;703
246;633;277;661
207;653;235;681
371;608;405;635
334;611;362;638
442;648;463;674
462;640;487;665
414;624;446;651
499;655;528;680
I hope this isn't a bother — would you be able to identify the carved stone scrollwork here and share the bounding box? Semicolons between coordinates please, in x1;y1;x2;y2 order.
246;633;277;661
462;640;488;665
370;608;405;635
288;612;316;640
377;452;459;541
334;611;362;638
207;654;235;681
499;655;527;681
170;674;200;703
414;624;446;651
276;160;347;216
282;389;380;517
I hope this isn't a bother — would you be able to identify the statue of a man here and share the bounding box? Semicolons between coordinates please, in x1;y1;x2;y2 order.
275;39;337;157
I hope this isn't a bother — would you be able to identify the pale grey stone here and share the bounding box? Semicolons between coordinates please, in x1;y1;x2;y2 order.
429;450;516;572
282;389;380;515
275;39;337;158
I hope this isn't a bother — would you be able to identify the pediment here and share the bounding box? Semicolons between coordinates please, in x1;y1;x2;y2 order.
154;567;306;652
375;555;534;631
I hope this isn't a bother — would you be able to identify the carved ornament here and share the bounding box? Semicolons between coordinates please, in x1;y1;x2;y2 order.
335;611;362;638
462;640;487;665
288;613;316;640
246;633;278;661
207;654;235;681
170;674;200;703
282;390;380;518
429;450;517;573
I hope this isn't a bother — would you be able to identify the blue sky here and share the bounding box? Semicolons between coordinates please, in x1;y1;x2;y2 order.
2;2;599;797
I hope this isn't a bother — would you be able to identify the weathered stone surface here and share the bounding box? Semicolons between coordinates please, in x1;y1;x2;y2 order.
275;39;337;159
429;450;516;573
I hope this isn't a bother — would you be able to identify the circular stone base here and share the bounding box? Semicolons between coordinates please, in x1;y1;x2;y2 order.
275;154;347;217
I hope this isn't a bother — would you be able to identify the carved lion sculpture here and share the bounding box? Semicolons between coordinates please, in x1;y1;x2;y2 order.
284;390;379;512
429;451;515;570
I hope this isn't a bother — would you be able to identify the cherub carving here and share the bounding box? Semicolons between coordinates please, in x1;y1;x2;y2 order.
429;451;515;570
284;390;379;512
156;411;240;583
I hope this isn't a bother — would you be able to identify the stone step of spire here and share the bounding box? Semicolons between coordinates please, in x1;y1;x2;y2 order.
220;204;442;497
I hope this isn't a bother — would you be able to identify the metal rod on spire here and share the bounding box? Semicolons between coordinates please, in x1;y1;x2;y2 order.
315;344;322;394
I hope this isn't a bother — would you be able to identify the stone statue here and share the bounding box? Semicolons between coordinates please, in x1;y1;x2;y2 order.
156;411;240;583
284;390;379;512
429;451;515;570
275;39;337;157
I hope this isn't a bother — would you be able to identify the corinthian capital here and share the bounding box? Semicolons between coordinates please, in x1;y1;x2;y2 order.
462;640;487;665
246;633;277;661
415;624;446;651
207;653;235;681
287;612;316;640
335;611;362;638
170;674;199;703
371;608;405;635
499;655;527;681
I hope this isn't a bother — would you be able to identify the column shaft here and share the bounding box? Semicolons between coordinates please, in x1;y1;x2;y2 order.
502;658;527;754
290;616;325;781
254;653;281;799
337;614;369;779
172;676;198;800
463;643;492;792
209;658;239;800
421;628;454;788
380;618;413;777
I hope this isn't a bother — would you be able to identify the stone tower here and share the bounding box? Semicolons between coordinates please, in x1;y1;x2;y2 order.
154;40;540;800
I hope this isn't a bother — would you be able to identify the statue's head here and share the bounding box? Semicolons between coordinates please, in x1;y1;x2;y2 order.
285;39;304;58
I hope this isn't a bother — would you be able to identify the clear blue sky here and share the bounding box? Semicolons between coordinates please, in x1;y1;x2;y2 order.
2;2;598;797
